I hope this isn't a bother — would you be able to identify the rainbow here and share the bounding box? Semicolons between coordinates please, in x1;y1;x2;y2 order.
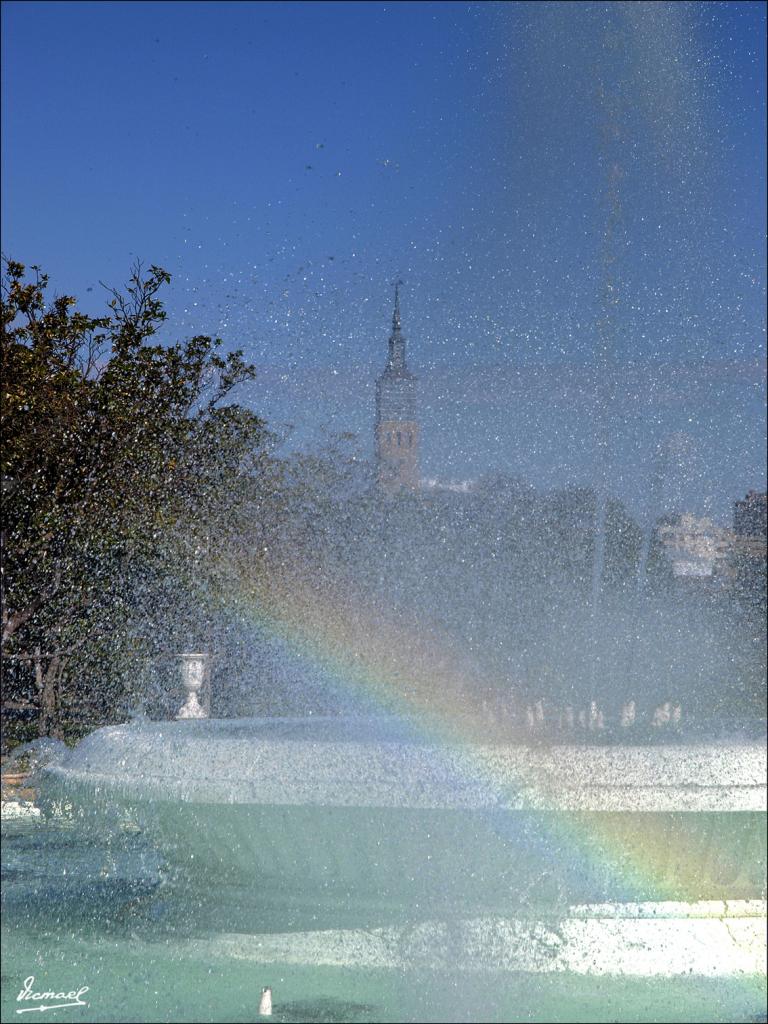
217;562;761;903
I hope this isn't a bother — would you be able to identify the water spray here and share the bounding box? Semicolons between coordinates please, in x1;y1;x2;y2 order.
258;986;272;1017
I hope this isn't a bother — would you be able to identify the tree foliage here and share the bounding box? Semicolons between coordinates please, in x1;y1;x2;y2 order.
1;259;267;736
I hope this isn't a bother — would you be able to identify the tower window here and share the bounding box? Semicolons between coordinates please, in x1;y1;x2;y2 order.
408;432;413;447
397;431;402;446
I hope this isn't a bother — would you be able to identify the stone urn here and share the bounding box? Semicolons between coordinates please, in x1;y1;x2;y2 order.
176;653;208;719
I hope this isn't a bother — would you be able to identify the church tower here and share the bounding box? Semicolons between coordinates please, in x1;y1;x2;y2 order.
375;283;420;491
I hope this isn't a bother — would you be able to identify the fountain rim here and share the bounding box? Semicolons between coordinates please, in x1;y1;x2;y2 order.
40;716;768;812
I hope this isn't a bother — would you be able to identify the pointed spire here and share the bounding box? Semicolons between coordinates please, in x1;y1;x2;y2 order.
392;279;403;333
384;280;410;375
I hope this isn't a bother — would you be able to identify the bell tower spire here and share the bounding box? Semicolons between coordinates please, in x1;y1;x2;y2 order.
375;282;420;492
392;279;402;332
387;279;407;373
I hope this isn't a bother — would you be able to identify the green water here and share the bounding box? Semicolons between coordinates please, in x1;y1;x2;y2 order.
145;802;767;901
3;933;766;1024
1;816;766;1024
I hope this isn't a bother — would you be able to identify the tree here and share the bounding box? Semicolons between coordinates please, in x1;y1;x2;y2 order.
1;259;268;737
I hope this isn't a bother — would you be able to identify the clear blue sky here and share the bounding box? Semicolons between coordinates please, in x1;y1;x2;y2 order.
2;1;766;518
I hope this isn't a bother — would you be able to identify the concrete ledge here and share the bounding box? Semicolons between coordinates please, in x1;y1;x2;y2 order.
49;719;768;811
189;902;768;977
567;899;767;919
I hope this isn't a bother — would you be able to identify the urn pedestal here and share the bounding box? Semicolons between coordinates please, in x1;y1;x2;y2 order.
175;653;208;720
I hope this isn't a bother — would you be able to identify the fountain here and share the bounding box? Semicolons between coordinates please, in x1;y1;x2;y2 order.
42;714;767;941
2;3;765;1020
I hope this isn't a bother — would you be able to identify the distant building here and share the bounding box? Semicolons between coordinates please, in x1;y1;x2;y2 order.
374;284;420;491
657;501;766;590
656;513;735;579
733;491;767;540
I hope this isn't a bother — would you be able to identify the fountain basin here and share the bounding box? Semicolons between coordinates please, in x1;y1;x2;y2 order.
43;717;767;923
